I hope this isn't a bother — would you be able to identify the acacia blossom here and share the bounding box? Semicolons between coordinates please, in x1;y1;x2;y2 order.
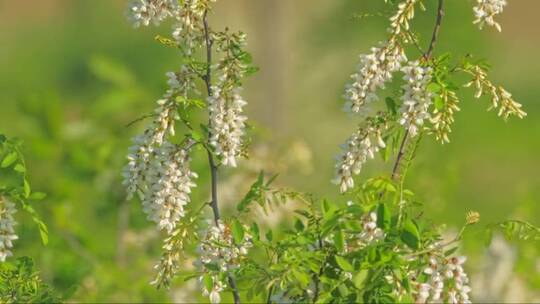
0;196;18;262
473;0;507;32
359;212;385;244
208;32;249;167
123;70;198;234
130;0;178;27
414;255;472;304
399;61;433;137
343;0;419;113
344;43;407;114
208;86;247;167
334;119;387;193
196;220;252;303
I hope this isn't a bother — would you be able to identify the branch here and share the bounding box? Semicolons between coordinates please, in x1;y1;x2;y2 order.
391;0;445;182
202;9;241;304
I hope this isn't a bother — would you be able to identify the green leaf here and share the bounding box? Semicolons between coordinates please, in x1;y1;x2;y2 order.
265;229;273;242
385;97;397;115
354;270;368;288
21;203;48;245
203;274;213;291
13;163;25;173
29;192;47;201
1;152;18;168
237;171;265;213
401;219;420;250
23;179;31;198
250;222;260;241
434;95;445;111
377;203;391;230
335;256;354;272
231;219;245;244
291;269;310;287
334;229;345;252
294;218;305;232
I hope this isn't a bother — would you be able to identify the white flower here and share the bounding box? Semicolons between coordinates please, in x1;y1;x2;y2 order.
130;0;178;27
142;143;198;233
0;196;18;262
344;42;407;113
197;221;251;304
473;0;507;32
358;212;385;244
200;275;225;304
412;254;472;304
334;118;387;193
399;61;433;137
208;86;248;168
197;220;252;272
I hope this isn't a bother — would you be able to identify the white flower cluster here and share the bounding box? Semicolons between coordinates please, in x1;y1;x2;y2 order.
0;196;18;262
358;212;385;244
123;71;198;234
343;0;418;114
151;228;185;288
208;87;247;167
130;0;217;52
415;255;472;304
463;65;526;120
399;61;433;137
473;0;507;32
334;119;387;193
200;275;225;304
146;144;198;233
208;33;249;168
345;43;407;114
173;0;217;53
130;0;178;27
196;221;252;303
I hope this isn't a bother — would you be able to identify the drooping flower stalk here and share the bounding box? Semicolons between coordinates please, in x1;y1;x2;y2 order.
334;115;388;193
343;0;419;114
399;61;434;137
0;196;18;263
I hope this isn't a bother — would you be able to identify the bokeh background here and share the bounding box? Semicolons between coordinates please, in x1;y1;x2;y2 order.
0;0;538;302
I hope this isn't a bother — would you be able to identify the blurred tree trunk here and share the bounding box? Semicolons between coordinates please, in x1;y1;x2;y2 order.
233;0;292;133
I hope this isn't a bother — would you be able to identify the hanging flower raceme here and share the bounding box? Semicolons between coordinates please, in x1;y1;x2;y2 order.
123;69;198;234
195;220;252;303
130;0;179;27
0;196;18;262
399;61;433;137
334;117;388;193
143;143;198;233
208;86;247;167
344;42;407;113
343;0;419;114
473;0;507;32
208;32;249;167
413;255;472;304
431;89;460;144
463;65;526;120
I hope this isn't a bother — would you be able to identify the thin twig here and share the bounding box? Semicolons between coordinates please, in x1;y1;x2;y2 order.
202;9;241;304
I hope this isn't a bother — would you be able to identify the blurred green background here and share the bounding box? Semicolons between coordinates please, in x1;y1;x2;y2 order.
0;0;538;302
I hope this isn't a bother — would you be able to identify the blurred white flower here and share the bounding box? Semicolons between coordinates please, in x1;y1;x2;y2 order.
0;197;18;262
359;212;385;244
473;0;507;32
130;0;178;27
